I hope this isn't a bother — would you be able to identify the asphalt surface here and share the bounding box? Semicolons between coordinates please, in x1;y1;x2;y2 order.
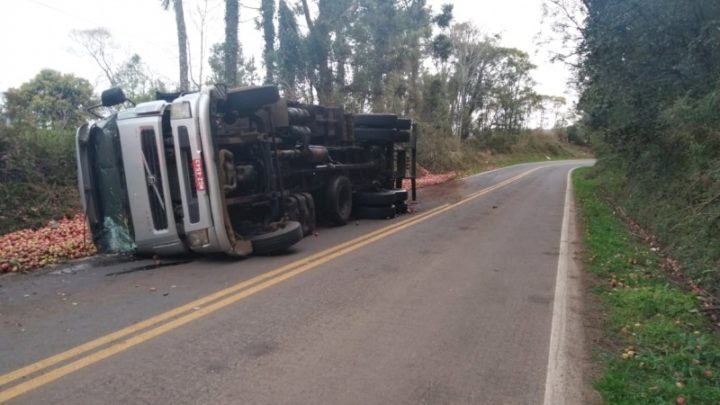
0;160;594;404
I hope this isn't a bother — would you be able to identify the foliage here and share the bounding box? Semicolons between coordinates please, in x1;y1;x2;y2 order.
570;0;720;294
115;54;168;102
71;28;167;100
207;42;259;86
260;0;276;84
0;124;80;234
417;127;588;173
259;0;563;147
3;69;93;131
70;28;119;86
574;168;720;404
448;24;538;138
276;0;304;97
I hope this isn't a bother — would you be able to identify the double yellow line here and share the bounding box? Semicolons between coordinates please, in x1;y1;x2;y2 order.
0;166;540;403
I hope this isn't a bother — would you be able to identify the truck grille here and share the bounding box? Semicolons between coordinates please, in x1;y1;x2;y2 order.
140;128;168;230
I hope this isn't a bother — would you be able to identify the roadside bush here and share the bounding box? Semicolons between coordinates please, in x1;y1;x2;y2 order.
566;125;588;146
416;123;590;174
587;86;720;295
0;125;80;234
592;154;720;296
416;125;488;172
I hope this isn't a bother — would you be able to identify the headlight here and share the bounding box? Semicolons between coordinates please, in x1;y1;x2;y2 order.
171;101;192;119
187;229;209;248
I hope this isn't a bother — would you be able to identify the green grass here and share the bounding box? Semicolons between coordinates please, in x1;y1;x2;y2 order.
574;167;720;404
417;128;591;176
590;157;720;297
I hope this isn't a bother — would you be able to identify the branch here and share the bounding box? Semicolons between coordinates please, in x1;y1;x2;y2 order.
300;0;315;34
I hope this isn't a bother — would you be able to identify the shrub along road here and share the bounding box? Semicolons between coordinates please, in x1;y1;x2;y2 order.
0;160;594;404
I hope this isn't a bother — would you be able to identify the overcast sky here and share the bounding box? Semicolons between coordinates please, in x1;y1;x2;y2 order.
0;0;576;101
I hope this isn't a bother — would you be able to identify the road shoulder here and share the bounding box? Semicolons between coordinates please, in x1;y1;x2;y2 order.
544;168;603;405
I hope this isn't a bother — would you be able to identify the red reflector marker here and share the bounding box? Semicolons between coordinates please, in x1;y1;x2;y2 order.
192;158;206;191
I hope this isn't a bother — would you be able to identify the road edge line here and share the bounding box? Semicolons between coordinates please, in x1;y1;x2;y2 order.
543;167;577;405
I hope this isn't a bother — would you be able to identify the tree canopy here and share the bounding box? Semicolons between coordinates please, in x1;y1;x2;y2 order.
555;0;720;289
3;69;93;130
254;0;555;137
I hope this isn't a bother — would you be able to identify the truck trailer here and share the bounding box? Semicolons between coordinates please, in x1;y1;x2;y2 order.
76;84;417;257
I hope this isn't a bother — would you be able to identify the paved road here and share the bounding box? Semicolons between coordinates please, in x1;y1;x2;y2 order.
0;160;593;404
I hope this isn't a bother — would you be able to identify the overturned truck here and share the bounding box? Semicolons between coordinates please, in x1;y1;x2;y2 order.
76;85;417;256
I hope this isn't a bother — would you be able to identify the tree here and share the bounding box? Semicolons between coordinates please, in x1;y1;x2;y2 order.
449;23;498;138
70;28;118;86
160;0;190;91
4;70;93;130
540;0;587;66
568;0;720;296
446;23;538;138
115;54;167;101
188;0;210;88
260;0;276;84
207;43;259;86
224;0;240;86
484;48;537;133
71;27;165;99
277;0;304;97
300;0;335;105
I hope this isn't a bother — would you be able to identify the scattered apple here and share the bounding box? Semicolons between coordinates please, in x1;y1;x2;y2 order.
0;213;96;273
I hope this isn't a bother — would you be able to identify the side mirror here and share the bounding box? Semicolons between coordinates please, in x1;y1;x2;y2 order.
101;87;127;107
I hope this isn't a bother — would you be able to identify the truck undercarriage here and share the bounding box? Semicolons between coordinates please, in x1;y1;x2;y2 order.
76;85;417;257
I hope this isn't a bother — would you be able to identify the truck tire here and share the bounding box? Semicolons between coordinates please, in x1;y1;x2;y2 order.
250;221;303;255
356;205;396;220
296;192;316;236
396;118;412;130
396;203;409;214
396;130;411;143
354;128;399;144
354;190;397;206
353;113;397;128
324;175;353;226
225;85;280;114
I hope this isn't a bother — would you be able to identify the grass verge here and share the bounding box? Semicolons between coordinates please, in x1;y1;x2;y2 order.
574;167;720;404
417;129;592;175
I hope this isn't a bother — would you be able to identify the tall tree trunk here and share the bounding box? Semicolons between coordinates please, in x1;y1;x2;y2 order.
173;0;189;91
224;0;239;86
334;31;347;91
261;0;276;84
300;0;332;105
407;48;420;116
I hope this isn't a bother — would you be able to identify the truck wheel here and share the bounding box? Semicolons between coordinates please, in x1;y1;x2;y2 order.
354;128;399;144
356;205;396;220
355;190;397;206
394;189;408;203
250;221;303;255
396;202;409;214
353;113;397;128
396;118;412;130
225;85;280;114
324;175;353;225
396;130;411;143
296;193;316;236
